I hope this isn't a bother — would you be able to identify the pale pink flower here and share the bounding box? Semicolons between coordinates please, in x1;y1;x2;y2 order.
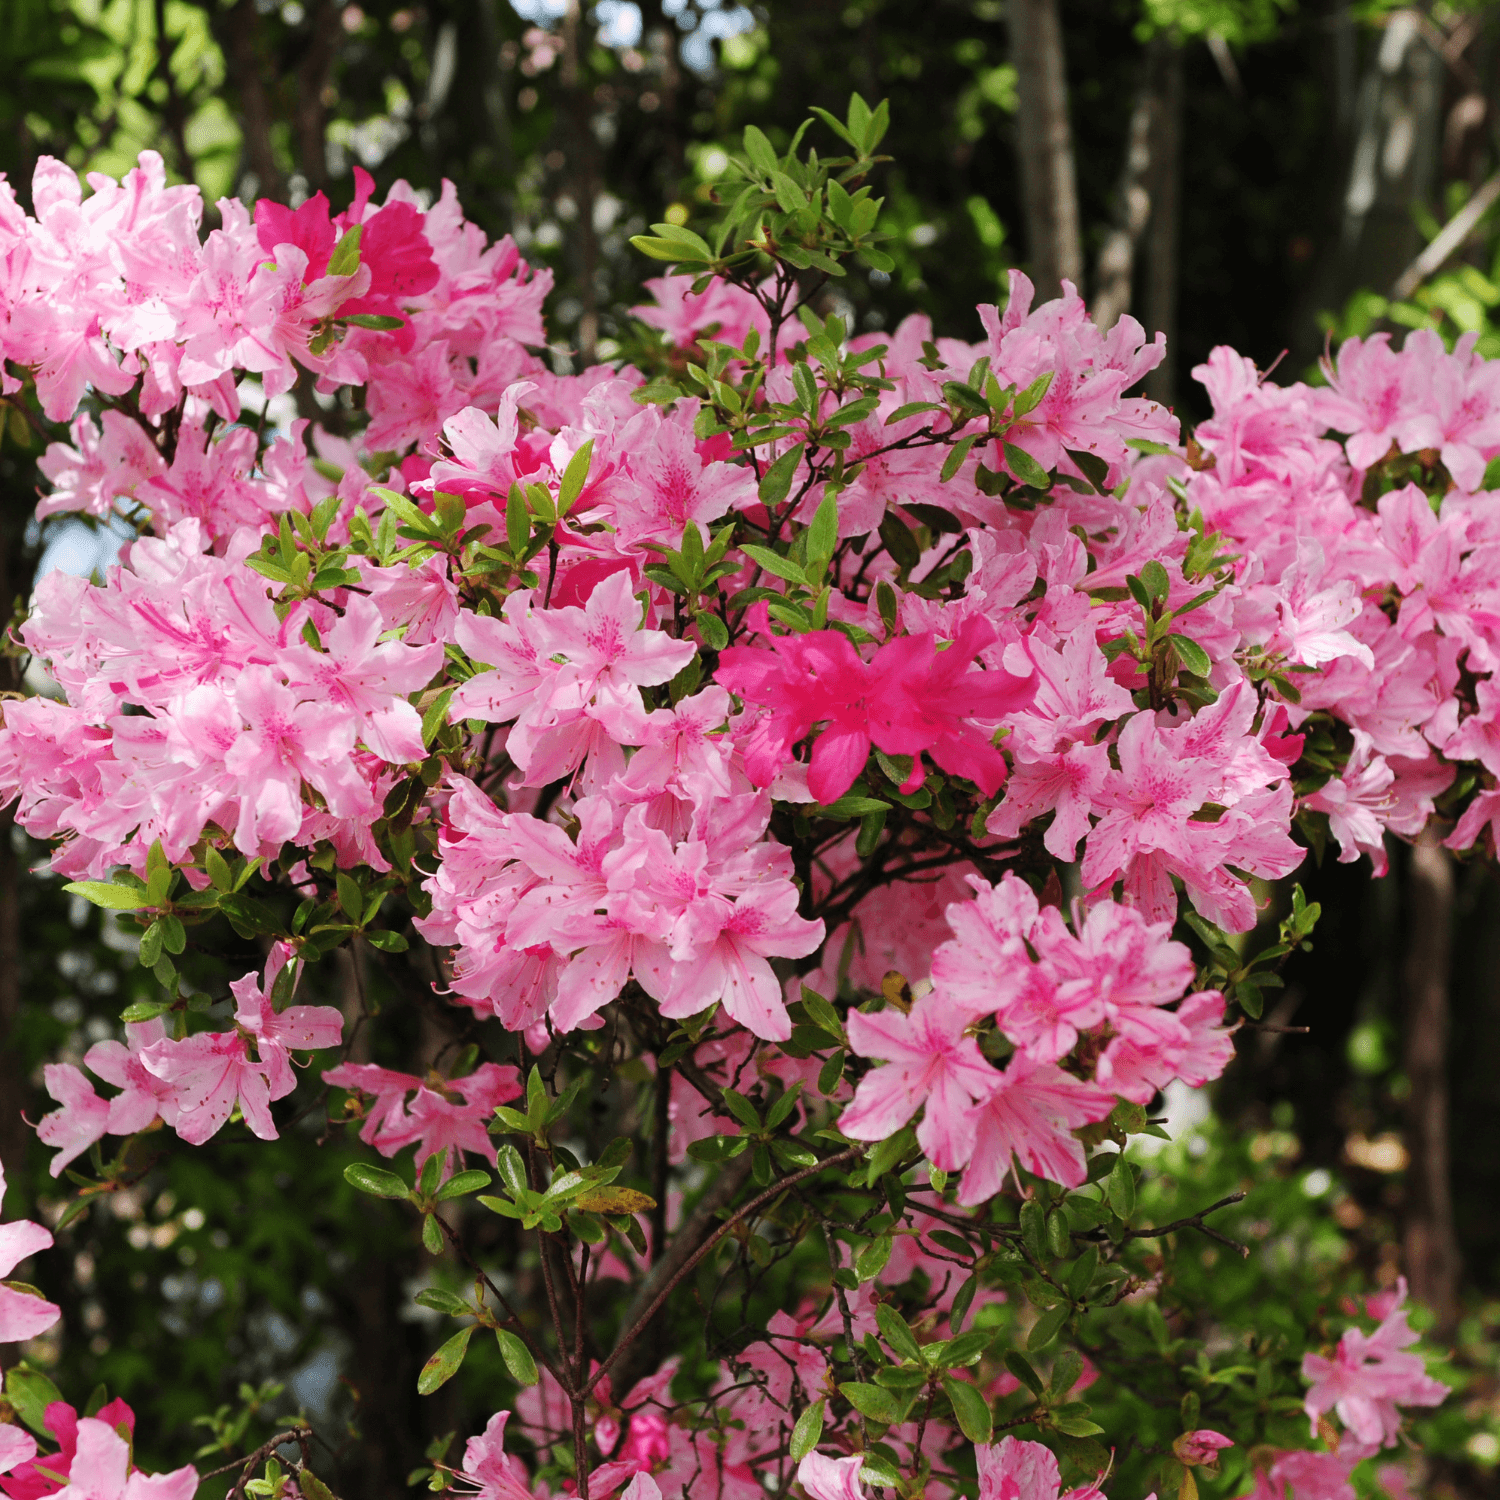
36;1063;111;1175
795;1453;866;1500
841;993;999;1170
0;1162;61;1342
50;1418;196;1500
960;1052;1115;1202
1302;1277;1447;1448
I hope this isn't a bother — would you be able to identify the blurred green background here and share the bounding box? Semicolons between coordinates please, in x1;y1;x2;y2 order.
2;1;1500;1496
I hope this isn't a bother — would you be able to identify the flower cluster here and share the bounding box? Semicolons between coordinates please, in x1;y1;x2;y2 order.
0;122;1468;1500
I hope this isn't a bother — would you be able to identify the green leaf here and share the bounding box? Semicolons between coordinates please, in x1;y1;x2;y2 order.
806;490;839;570
414;1288;469;1315
341;313;405;330
770;171;806;214
1011;369;1055;417
1020;1198;1047;1263
1027;1303;1070;1351
1066;1245;1100;1301
436;1170;492;1202
1051;1408;1105;1437
854;1234;892;1282
5;1367;63;1435
817;1050;845;1095
344;1163;411;1200
949;1272;979;1334
203;846;233;892
498;1144;532;1197
815;794;891;820
695;611;729;650
121;999;172;1024
799;987;845;1043
1003;1351;1046;1397
1168;633;1213;678
941;435;977;482
875;1304;924;1364
758;444;805;507
299;1469;337;1500
742;123;779;173
740;543;806;585
1065;447;1113;491
138;922;163;969
630;234;713;264
838;1381;903;1425
941;1375;993;1444
1140;558;1170;602
327;223;363;277
159;914;186;955
862;1124;914;1185
1108;1156;1136;1219
495;1328;539;1386
878;511;921;571
720;1088;763;1130
558;439;594;514
417;1326;474;1395
789;1399;825;1462
63;880;147;911
1002;442;1051;490
422;1213;444;1253
422;688;455;748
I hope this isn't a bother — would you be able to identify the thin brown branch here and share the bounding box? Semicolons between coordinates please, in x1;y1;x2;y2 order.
585;1147;864;1400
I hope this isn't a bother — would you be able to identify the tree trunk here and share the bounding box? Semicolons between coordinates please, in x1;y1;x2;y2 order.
1092;38;1167;331
1403;827;1460;1339
560;0;599;365
1010;0;1082;300
222;1;285;201
1143;40;1182;407
1296;6;1442;353
294;0;342;193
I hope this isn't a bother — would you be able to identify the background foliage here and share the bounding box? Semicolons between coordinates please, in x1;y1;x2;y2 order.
3;1;1500;1496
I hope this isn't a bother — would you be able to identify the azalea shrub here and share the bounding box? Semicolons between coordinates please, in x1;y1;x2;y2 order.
0;93;1488;1500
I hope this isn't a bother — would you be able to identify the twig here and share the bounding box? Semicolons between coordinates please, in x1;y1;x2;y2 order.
1120;1191;1250;1258
207;1427;308;1493
431;1210;563;1384
819;1219;865;1383
1392;170;1500;300
583;1146;865;1400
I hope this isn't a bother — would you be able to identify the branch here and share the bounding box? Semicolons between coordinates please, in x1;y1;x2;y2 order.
431;1210;564;1385
204;1427;307;1494
585;1147;864;1401
1391;169;1500;300
1119;1191;1249;1258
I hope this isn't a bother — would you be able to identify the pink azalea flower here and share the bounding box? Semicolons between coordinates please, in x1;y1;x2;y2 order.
0;1162;61;1343
655;880;824;1042
223;666;371;852
48;1418;196;1500
0;1428;37;1480
974;1435;1108;1500
959;1053;1115;1202
283;594;443;764
139;1029;276;1146
719;617;1031;805
795;1453;867;1500
1301;1277;1447;1448
1175;1430;1233;1467
229;942;344;1097
35;1063;111;1176
457;1412;536;1500
841;993;999;1170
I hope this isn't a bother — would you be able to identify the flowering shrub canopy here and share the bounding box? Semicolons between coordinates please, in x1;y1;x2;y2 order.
0;96;1477;1500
